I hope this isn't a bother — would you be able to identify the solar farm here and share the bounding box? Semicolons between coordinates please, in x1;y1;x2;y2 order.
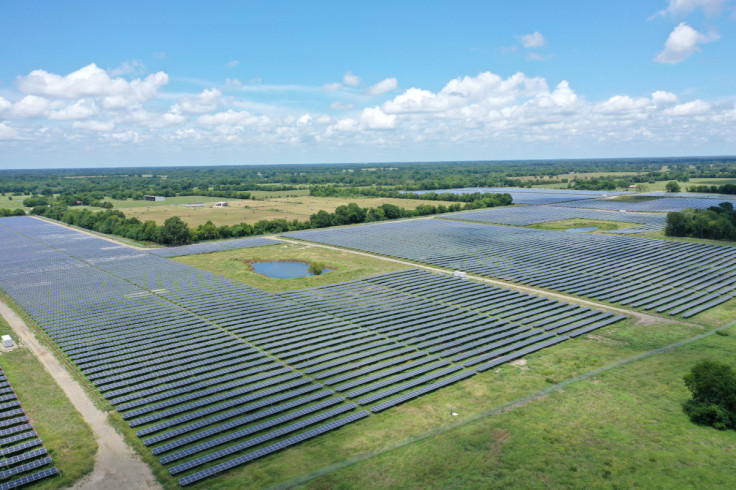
0;216;629;486
286;218;736;319
411;187;625;205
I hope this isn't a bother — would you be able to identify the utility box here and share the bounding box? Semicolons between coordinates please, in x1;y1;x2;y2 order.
1;335;14;348
452;271;467;279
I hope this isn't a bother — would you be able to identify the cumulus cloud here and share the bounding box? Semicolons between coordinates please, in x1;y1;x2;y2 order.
520;31;546;48
174;88;221;114
10;95;51;118
197;109;271;127
0;97;11;112
360;106;396;129
343;71;361;87
72;120;116;132
654;22;719;63
48;99;98;120
651;90;678;105
665;99;711;115
366;78;398;96
226;60;240;68
16;63;169;109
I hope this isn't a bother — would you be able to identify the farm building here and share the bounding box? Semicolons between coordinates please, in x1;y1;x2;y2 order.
144;195;165;201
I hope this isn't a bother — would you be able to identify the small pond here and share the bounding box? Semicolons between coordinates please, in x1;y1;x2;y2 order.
565;226;598;233
251;261;333;279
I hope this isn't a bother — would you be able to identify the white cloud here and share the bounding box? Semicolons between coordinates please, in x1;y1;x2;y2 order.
0;121;19;140
174;88;221;114
327;118;359;133
108;131;141;143
48;99;98;120
10;95;51;118
329;101;354;110
72;120;116;132
343;71;361;87
17;63;169;109
0;97;11;112
520;32;546;48
296;114;312;126
654;0;726;17
651;90;678;105
366;78;398;96
665;99;711;115
360;106;397;129
197;109;271;127
322;82;342;92
597;95;650;114
654;23;719;64
226;60;240;68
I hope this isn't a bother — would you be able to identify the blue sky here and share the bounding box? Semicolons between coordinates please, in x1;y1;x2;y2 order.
1;0;735;168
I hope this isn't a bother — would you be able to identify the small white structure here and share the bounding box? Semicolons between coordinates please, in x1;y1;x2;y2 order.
1;335;14;348
185;203;206;208
213;202;229;207
452;271;467;279
144;195;165;202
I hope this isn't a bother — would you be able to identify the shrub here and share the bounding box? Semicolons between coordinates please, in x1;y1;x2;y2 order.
683;360;736;430
308;262;325;276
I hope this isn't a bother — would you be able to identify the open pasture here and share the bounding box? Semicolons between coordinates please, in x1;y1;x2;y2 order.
286;218;736;319
445;205;665;234
0;216;625;487
116;196;456;227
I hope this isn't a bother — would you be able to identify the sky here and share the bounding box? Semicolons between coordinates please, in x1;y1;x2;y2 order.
0;0;735;169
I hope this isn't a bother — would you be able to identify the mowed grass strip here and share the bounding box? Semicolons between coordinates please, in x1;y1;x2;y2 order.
528;218;637;232
0;314;97;488
173;242;410;293
302;322;736;490
117;196;456;227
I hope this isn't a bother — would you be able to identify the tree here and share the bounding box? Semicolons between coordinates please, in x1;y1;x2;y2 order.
635;183;649;192
665;181;681;193
159;216;192;245
683;360;736;430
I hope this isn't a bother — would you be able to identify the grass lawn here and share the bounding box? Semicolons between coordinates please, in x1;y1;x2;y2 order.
0;194;28;210
173;241;410;292
0;314;97;488
304;321;736;490
117;196;456;227
529;218;637;232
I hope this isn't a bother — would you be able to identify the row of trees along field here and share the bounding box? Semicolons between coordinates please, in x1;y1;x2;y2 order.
665;202;736;241
27;193;512;245
2;157;735;197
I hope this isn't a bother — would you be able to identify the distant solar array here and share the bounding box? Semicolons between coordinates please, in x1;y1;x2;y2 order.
553;196;736;212
410;187;624;205
149;236;282;257
445;206;666;234
0;365;60;489
286;219;736;318
0;216;625;485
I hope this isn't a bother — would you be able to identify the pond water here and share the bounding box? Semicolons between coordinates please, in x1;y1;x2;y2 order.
251;261;333;279
565;226;598;233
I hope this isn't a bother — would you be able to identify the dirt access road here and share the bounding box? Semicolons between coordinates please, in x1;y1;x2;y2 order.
0;300;160;490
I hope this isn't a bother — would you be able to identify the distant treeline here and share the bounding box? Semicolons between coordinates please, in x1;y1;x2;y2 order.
29;193;511;245
687;184;736;195
665;202;736;241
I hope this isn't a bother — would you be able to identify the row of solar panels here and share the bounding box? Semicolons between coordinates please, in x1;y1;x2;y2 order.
0;367;59;489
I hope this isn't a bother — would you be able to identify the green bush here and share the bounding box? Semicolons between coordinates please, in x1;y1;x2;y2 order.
308;262;325;275
683;360;736;430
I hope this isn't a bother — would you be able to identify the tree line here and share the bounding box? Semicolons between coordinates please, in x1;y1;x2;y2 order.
28;193;512;245
665;202;736;241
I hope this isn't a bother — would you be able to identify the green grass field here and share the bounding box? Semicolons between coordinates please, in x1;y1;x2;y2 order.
174;241;410;292
529;218;637;232
0;314;97;488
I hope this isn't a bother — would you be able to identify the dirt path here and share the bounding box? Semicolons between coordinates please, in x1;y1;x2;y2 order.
0;300;161;490
276;237;688;328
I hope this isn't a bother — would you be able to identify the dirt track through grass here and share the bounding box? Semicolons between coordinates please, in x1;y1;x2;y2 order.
0;299;161;490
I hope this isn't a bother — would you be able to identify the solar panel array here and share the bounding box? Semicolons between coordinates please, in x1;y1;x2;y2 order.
286;219;736;318
0;366;60;489
445;206;666;234
410;187;624;205
0;216;626;485
149;236;282;257
553;196;736;212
